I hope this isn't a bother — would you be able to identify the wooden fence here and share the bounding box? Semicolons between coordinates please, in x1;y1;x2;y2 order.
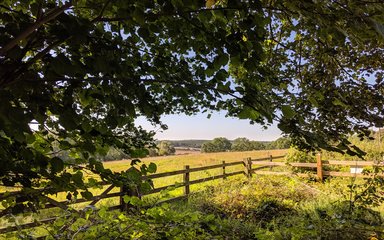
1;153;383;235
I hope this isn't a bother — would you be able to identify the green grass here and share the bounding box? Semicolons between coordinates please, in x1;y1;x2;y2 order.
0;150;286;238
103;149;287;189
171;175;384;239
3;148;384;239
3;161;384;239
105;149;287;172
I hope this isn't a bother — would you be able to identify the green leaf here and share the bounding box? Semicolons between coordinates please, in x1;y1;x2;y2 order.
281;105;295;119
59;111;78;131
54;218;66;227
130;196;141;206
213;54;229;70
80;191;93;200
123;195;130;204
98;207;108;218
308;96;319;107
332;99;346;107
138;27;150;39
81;122;92;133
25;134;36;144
140;181;152;193
72;171;84;187
147;162;157;173
51;157;64;173
125;167;141;182
133;8;145;25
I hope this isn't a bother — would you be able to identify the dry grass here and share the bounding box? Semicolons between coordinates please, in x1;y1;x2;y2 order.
103;149;287;189
105;149;287;173
0;149;287;238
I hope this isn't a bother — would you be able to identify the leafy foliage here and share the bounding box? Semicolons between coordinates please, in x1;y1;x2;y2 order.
284;147;316;173
258;0;384;155
323;130;384;161
201;137;232;153
146;141;176;157
1;0;384;211
169;140;207;149
267;137;291;150
156;141;175;156
201;137;290;153
231;137;254;151
42;204;218;240
188;176;384;240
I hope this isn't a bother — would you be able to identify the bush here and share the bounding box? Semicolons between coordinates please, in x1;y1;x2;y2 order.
231;138;254;151
157;141;176;156
285;147;316;173
201;137;231;153
267;137;291;149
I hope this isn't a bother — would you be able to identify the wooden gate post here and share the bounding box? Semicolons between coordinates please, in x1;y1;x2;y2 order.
120;168;141;212
269;155;273;171
183;165;190;196
316;153;323;182
120;184;141;212
243;158;247;178
120;185;129;212
243;158;252;179
248;157;253;178
222;161;226;180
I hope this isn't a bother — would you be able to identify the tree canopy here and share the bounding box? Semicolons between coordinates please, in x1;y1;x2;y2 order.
157;141;176;156
1;0;384;210
201;137;232;153
268;137;291;150
231;137;254;151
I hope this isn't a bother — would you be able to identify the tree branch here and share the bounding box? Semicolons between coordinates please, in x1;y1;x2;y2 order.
91;0;112;22
0;2;72;56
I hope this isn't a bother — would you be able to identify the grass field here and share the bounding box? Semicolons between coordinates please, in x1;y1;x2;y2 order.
5;174;384;239
104;149;287;189
3;148;384;239
104;149;287;173
0;149;287;239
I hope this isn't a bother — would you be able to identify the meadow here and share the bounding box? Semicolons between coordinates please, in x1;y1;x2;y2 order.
3;148;384;239
0;149;286;238
105;149;287;172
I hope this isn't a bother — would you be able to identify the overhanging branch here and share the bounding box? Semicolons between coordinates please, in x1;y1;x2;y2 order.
0;2;72;56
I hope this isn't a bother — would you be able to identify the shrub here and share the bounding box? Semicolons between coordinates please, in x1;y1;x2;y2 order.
201;137;231;153
285;147;316;173
157;141;176;156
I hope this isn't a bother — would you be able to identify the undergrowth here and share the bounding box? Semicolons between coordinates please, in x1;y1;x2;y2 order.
4;175;384;240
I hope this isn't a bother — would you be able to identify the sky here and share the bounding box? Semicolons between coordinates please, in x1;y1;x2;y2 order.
136;111;282;141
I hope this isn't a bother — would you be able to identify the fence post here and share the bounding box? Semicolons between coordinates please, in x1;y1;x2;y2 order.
183;165;190;196
243;157;252;179
248;157;253;178
269;155;273;171
120;184;141;212
222;161;226;180
120;185;129;212
317;153;323;182
243;158;247;177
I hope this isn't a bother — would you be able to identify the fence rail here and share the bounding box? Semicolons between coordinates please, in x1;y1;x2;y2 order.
2;153;383;235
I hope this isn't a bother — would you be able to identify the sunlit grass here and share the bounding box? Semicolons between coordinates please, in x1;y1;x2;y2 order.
105;149;287;172
0;150;287;235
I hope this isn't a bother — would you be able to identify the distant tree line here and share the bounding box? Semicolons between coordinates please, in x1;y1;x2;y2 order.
147;141;176;157
169;140;207;148
201;137;291;153
56;137;292;161
57;140;177;161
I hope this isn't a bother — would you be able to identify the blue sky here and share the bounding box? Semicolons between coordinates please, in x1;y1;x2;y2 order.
136;112;282;141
